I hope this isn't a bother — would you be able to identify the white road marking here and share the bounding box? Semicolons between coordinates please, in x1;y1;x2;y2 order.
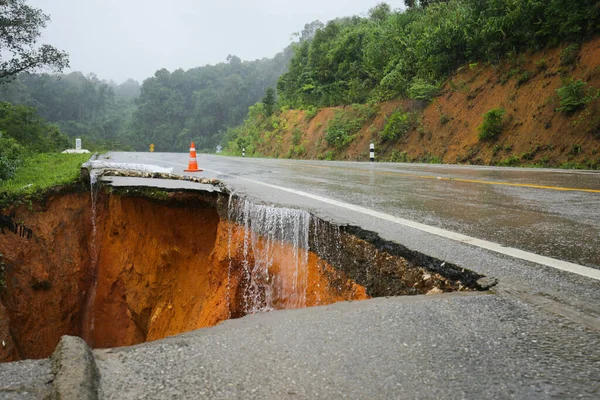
139;155;600;281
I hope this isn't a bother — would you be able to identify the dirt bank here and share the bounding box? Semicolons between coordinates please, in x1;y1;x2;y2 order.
250;38;600;167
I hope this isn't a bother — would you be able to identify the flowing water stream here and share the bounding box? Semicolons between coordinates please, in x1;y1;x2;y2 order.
227;198;311;313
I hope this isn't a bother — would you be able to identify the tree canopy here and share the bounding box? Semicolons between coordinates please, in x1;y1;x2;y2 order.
129;48;293;152
277;0;600;109
0;72;139;150
0;0;69;80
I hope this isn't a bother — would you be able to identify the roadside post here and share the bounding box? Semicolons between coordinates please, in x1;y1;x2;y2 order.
370;143;375;162
243;147;246;158
76;138;82;151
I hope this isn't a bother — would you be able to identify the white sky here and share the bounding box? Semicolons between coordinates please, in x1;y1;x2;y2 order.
28;0;407;84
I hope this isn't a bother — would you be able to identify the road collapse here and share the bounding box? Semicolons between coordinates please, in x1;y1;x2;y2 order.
0;164;494;362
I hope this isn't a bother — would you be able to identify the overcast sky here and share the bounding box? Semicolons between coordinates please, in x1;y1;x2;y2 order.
28;0;406;84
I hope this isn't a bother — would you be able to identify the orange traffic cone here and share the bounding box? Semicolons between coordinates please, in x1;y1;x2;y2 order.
184;142;203;172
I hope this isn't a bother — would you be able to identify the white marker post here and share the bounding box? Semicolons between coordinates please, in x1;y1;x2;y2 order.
370;143;375;162
243;147;246;158
76;138;82;151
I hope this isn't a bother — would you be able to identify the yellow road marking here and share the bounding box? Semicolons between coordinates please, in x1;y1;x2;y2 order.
293;164;600;193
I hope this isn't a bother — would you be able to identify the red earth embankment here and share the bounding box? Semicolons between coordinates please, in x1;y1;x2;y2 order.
251;38;600;167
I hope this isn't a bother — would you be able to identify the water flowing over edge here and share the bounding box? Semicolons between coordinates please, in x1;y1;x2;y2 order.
227;197;311;314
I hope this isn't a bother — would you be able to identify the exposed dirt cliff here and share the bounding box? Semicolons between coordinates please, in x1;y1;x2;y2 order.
0;193;92;361
249;39;600;168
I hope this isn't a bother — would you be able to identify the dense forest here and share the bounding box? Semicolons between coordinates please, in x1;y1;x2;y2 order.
0;72;140;151
0;46;292;154
130;50;293;152
277;0;600;108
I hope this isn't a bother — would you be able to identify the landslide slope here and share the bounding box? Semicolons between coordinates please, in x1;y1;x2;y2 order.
245;39;600;168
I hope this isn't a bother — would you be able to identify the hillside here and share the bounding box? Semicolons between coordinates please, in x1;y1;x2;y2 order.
229;38;600;169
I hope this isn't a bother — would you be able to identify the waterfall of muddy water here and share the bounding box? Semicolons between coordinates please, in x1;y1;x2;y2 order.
228;198;311;314
81;169;101;342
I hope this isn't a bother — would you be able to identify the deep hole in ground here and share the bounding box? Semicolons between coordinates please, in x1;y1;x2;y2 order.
0;182;489;362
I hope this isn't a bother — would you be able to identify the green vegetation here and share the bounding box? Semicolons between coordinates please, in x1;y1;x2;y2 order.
0;0;68;80
555;79;596;113
478;108;506;141
535;58;548;71
497;155;520;167
387;149;409;162
262;88;276;117
0;153;90;208
325;110;362;148
277;0;600;109
0;73;138;152
380;108;412;141
407;79;439;102
516;70;534;87
0;135;25;181
130;53;292;153
559;44;580;66
323;104;377;148
304;105;319;121
0;102;69;152
0;100;71;181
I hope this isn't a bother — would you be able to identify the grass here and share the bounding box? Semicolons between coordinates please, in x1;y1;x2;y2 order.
0;153;91;208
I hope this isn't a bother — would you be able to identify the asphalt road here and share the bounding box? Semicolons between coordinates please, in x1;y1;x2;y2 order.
96;292;600;399
5;153;599;399
109;152;600;269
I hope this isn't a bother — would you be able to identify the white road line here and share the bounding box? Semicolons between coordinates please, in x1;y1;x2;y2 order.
139;156;600;281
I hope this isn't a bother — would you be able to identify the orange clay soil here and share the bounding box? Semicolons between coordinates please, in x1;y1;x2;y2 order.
0;193;93;362
0;191;367;362
253;38;600;166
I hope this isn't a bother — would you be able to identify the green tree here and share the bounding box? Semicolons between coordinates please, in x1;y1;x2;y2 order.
262;87;276;117
0;101;68;151
0;0;69;80
0;133;24;180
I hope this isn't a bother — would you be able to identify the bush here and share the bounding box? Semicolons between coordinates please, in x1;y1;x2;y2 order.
324;107;371;148
291;128;303;146
560;44;580;66
0;134;25;181
380;109;411;141
516;70;533;87
555;79;595;113
478;108;505;141
387;149;409;162
498;155;520;167
304;105;319;121
535;58;548;71
408;79;440;102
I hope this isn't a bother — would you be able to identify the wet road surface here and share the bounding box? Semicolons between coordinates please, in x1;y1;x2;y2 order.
3;152;599;399
110;153;600;269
